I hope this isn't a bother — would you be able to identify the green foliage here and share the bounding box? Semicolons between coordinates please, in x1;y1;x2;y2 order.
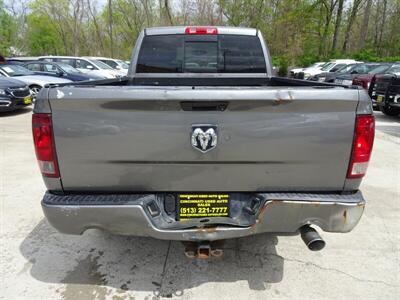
298;54;321;68
273;55;289;77
351;50;400;63
0;0;14;56
2;0;399;66
26;13;63;55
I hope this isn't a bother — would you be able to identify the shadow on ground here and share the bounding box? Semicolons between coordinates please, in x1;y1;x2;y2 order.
20;219;284;298
0;107;32;117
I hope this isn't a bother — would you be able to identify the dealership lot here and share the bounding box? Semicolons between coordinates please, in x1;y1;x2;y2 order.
1;109;399;300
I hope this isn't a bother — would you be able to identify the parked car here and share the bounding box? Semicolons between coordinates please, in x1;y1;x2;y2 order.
38;56;122;79
35;26;373;258
352;63;393;90
310;64;357;82
333;63;383;85
85;57;129;75
0;76;32;112
303;59;361;79
23;61;104;81
0;64;71;98
370;64;400;116
290;62;326;79
6;56;39;64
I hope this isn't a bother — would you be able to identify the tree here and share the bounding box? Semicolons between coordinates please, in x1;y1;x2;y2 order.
0;1;14;55
331;0;344;54
108;0;113;57
358;0;372;50
318;0;339;57
3;0;399;63
342;0;363;53
25;13;63;55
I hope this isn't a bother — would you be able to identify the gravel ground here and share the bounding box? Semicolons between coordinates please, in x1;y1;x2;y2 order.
1;108;399;300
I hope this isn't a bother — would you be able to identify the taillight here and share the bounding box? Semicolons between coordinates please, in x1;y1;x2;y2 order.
347;115;375;178
185;26;217;35
32;113;60;178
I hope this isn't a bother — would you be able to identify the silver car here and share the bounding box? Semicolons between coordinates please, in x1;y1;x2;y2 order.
0;64;71;97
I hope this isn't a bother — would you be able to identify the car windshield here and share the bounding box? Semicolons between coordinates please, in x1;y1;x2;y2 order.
321;63;334;71
387;65;400;75
89;59;114;70
337;64;355;73
117;60;129;69
57;63;81;74
368;65;390;74
0;64;35;76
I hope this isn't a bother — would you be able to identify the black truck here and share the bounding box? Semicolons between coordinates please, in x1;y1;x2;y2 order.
370;64;400;116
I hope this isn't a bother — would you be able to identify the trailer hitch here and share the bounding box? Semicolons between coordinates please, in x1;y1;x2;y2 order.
183;240;225;259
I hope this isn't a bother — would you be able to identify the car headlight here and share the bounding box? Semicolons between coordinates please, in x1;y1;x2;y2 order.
367;82;370;89
304;73;311;78
318;77;326;82
0;89;6;95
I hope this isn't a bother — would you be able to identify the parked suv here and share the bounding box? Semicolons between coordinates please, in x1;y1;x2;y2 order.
85;57;128;75
23;61;104;81
38;56;121;79
304;59;361;79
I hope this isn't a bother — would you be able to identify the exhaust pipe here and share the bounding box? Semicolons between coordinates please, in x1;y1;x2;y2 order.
300;225;326;251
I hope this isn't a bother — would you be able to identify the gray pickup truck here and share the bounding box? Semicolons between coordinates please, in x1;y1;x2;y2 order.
33;26;375;258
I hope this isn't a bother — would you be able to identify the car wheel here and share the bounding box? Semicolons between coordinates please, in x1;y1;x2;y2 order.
380;105;400;116
29;85;42;99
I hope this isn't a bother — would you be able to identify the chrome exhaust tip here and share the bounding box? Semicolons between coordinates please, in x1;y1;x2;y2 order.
300;225;326;251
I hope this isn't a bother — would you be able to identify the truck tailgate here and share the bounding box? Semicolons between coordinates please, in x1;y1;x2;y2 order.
49;86;359;192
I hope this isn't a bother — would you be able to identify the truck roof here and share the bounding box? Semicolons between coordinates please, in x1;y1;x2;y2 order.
144;26;258;36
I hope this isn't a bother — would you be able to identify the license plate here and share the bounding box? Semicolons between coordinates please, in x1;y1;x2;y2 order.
178;194;229;220
377;95;384;103
23;96;32;104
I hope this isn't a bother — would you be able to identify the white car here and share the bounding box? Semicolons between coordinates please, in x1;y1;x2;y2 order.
85;57;128;76
0;64;71;97
290;62;326;78
38;56;121;79
304;59;362;79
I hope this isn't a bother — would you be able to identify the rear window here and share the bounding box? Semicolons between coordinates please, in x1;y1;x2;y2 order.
136;34;266;73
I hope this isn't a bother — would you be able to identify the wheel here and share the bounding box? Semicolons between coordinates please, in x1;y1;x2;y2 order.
380;105;400;116
29;85;42;100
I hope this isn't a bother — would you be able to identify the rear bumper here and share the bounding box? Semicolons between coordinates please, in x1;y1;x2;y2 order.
42;191;365;241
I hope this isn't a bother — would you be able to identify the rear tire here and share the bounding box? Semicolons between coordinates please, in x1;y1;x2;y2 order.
380;105;400;116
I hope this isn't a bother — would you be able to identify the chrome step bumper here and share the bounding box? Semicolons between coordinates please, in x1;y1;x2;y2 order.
42;191;365;241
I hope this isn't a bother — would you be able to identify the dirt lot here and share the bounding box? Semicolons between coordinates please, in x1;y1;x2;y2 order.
1;108;399;300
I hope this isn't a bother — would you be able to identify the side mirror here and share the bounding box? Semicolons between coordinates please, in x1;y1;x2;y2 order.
351;70;358;74
86;65;94;70
115;65;121;70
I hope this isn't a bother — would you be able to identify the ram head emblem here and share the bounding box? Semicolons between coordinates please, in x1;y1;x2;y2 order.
191;125;218;153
